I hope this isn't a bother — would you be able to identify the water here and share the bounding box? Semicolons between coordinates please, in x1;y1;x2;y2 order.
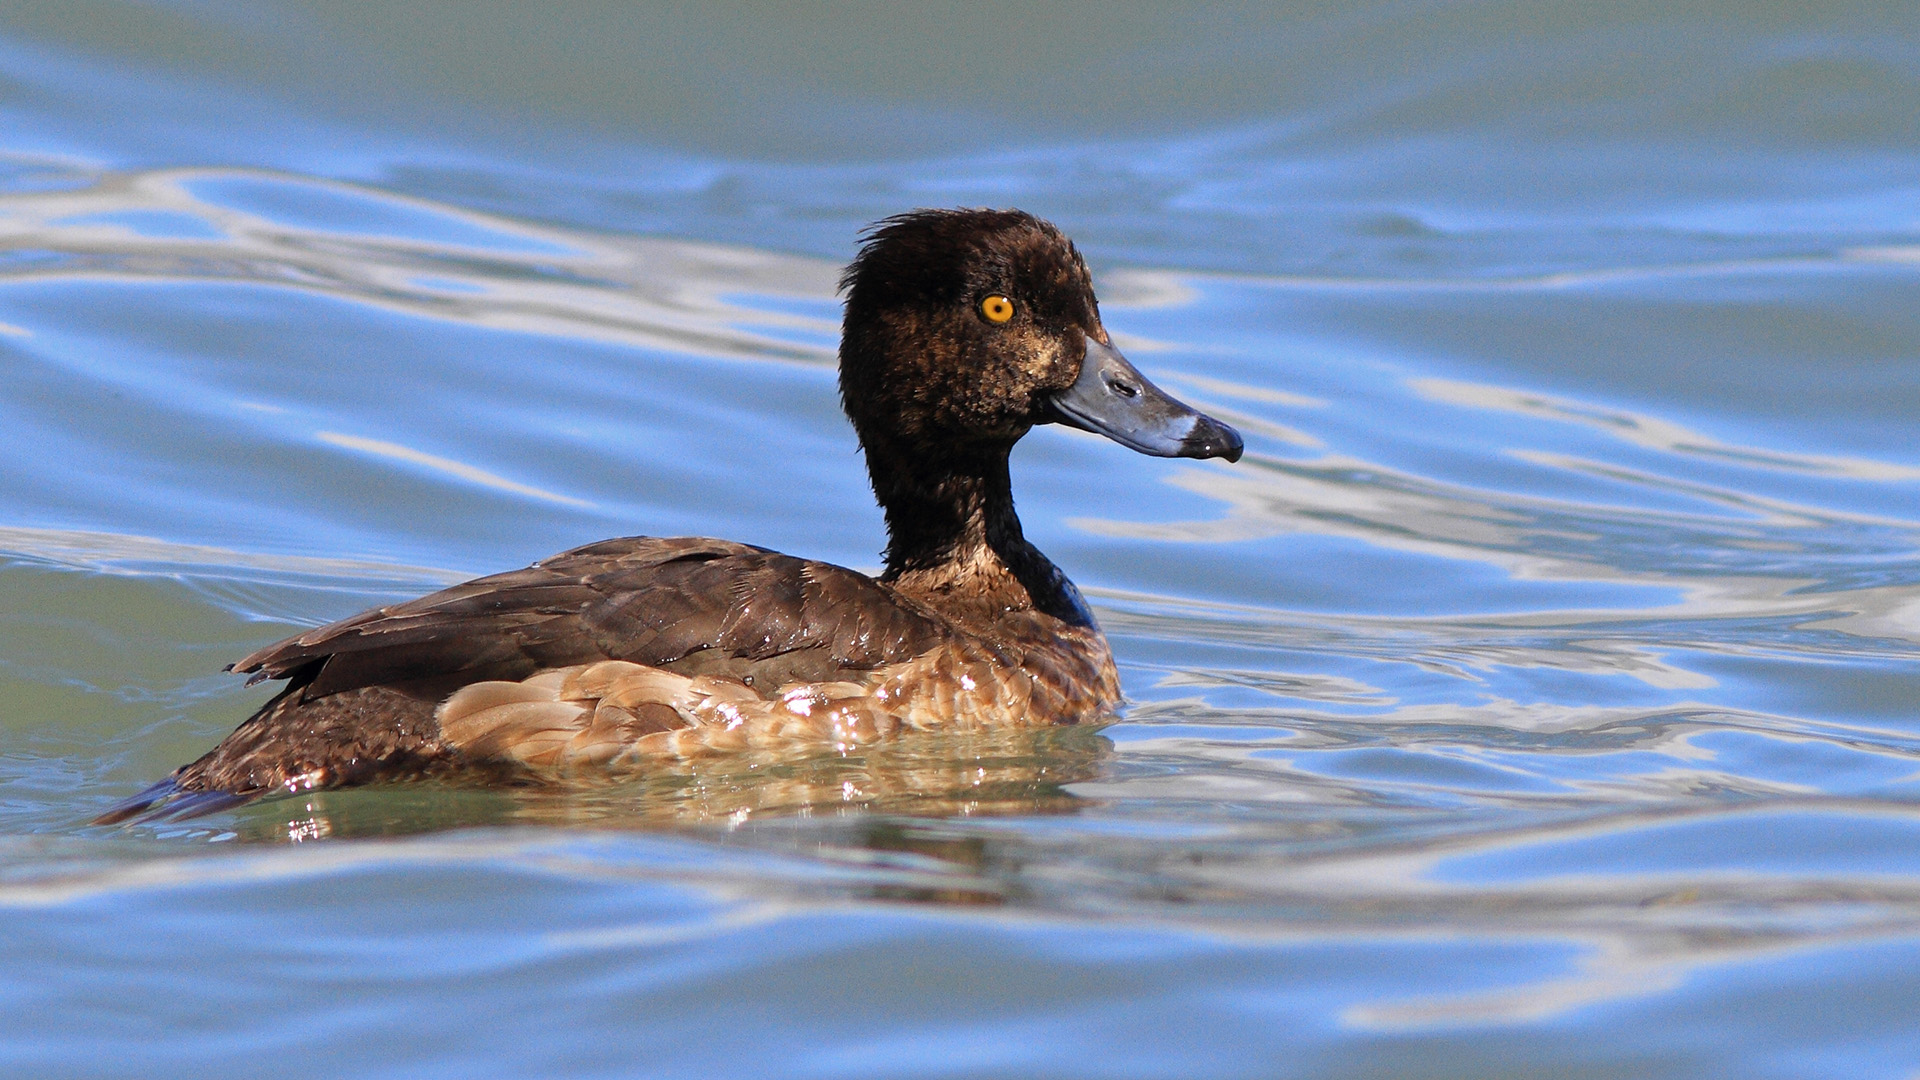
3;2;1919;1076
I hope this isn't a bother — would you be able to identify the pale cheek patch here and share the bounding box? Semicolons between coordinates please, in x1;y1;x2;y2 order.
1025;334;1076;389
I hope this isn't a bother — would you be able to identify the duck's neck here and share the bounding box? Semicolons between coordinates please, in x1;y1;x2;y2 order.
868;439;1092;628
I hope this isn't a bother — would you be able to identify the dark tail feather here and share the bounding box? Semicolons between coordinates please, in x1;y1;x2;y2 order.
91;776;255;826
91;777;181;825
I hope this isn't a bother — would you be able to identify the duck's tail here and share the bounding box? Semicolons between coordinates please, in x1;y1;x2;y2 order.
90;774;256;826
92;682;457;827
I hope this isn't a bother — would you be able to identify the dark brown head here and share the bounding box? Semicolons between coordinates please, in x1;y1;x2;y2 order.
838;208;1242;474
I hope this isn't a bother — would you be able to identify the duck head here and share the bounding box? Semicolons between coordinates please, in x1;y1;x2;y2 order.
838;208;1243;468
839;208;1242;583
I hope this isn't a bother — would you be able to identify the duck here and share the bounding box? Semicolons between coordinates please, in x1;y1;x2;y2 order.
95;208;1243;825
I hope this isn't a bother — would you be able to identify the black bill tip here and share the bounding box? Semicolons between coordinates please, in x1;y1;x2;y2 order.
1182;414;1244;462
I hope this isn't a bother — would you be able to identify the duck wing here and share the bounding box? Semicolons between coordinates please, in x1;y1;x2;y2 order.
233;535;945;700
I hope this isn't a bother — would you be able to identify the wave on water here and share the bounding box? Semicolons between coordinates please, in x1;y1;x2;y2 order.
3;152;1920;1042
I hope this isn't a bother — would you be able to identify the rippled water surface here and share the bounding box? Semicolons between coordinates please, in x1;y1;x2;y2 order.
4;3;1920;1077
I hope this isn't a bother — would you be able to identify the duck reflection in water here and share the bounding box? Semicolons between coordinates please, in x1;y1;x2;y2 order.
97;209;1242;827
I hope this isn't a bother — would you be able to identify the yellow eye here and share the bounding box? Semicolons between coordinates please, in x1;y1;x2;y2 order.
980;294;1015;323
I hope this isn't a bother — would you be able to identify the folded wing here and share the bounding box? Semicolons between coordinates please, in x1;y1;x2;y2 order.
233;536;946;699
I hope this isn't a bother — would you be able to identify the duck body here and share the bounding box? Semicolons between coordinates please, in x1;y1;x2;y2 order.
98;208;1239;824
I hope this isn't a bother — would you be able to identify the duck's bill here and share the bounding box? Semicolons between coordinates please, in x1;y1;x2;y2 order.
1048;337;1244;462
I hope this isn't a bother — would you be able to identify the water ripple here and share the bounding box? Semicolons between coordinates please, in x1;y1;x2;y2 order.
2;139;1919;1073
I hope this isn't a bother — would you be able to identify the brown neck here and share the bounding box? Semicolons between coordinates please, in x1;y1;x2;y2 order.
865;435;1093;628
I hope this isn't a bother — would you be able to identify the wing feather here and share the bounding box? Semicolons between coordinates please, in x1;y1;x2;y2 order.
229;536;944;702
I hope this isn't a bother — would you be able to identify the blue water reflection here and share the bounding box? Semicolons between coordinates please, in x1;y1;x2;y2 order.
2;4;1919;1076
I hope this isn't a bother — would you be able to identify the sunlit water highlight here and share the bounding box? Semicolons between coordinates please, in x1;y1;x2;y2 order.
4;5;1920;1077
